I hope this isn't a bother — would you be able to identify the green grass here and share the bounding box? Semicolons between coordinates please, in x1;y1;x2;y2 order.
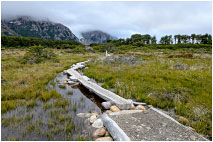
67;91;73;95
54;98;69;108
73;103;77;112
1;49;96;113
43;103;53;110
58;84;66;89
50;81;56;86
83;49;212;138
26;100;38;110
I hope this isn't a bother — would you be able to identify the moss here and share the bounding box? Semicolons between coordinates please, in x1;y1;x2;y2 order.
59;84;66;89
67;91;73;95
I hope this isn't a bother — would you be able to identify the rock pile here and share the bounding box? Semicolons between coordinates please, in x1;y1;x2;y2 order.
173;63;190;70
77;112;113;141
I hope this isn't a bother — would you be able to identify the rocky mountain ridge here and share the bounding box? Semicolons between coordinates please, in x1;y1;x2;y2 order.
1;16;78;41
2;16;117;44
80;30;117;44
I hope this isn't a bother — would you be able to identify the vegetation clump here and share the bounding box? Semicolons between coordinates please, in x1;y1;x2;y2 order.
103;55;143;66
20;45;58;64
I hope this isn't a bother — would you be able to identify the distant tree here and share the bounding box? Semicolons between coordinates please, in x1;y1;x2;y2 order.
181;35;190;44
144;34;151;44
174;35;177;44
151;36;157;44
200;33;212;44
160;35;173;45
191;34;196;44
195;34;202;44
176;34;181;44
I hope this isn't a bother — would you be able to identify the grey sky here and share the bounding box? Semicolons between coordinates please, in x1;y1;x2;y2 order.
1;1;212;39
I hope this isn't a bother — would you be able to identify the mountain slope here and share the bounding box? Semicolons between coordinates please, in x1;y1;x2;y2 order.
81;30;117;44
1;21;19;36
1;16;78;41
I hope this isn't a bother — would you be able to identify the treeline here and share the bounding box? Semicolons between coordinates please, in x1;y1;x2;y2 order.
1;36;82;49
107;33;212;46
160;34;212;45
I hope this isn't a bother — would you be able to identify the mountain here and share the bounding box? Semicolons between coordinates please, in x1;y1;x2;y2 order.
80;30;117;44
1;16;78;41
1;21;19;36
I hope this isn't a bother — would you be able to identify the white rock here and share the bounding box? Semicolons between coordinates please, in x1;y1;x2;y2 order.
85;113;92;118
105;110;112;114
91;112;99;118
77;113;92;118
101;101;112;109
92;118;103;128
77;113;86;118
95;137;113;141
135;105;146;110
90;115;97;124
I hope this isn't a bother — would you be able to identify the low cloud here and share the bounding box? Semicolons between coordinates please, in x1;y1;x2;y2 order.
2;1;212;39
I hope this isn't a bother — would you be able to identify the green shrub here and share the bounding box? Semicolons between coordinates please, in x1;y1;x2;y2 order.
20;45;58;64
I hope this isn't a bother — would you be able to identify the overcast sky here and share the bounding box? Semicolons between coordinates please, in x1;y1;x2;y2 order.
1;1;212;39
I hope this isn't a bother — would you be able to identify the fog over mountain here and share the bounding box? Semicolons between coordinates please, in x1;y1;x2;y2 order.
2;1;212;40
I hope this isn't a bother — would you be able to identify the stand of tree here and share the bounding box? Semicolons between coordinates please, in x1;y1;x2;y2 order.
107;33;212;46
1;34;212;50
1;36;82;49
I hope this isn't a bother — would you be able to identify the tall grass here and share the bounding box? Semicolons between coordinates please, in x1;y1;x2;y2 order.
1;49;95;113
83;50;212;138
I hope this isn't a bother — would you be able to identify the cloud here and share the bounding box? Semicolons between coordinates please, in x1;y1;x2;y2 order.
1;1;212;39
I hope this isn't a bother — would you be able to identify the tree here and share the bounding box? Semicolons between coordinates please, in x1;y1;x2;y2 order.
191;34;196;44
160;35;173;45
200;33;212;44
195;34;202;44
144;34;151;44
181;35;190;44
174;35;177;44
151;36;157;44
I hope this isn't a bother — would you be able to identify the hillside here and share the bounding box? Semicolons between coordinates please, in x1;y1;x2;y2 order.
1;16;78;41
80;30;117;44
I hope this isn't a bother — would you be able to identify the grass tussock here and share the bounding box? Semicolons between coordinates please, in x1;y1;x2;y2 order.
26;100;38;109
54;98;69;108
67;91;73;95
58;84;66;89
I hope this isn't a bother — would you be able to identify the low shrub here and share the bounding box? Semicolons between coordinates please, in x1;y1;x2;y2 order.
20;45;58;64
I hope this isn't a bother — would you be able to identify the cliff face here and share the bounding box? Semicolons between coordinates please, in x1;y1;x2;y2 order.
81;30;117;44
1;16;78;41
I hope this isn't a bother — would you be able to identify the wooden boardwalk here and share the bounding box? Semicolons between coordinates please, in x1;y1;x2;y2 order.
66;61;132;110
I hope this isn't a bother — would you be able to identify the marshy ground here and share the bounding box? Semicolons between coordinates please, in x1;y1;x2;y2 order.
83;48;212;139
1;48;212;140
